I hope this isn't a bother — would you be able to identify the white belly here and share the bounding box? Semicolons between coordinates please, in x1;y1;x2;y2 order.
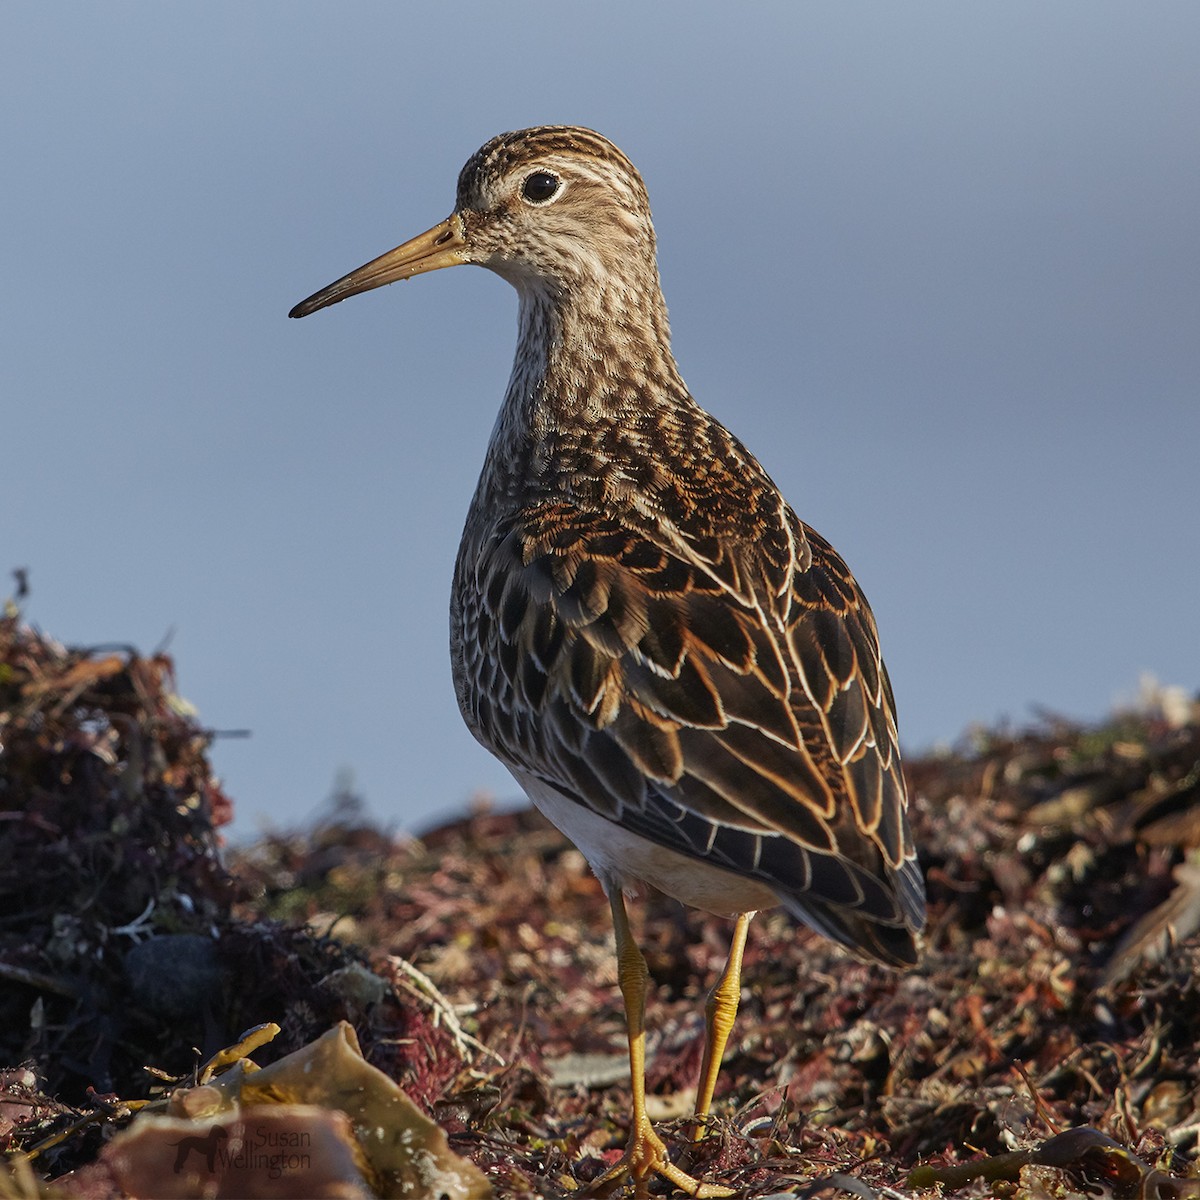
511;768;779;918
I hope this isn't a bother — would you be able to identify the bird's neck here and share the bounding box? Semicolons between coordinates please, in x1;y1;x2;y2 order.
488;273;691;476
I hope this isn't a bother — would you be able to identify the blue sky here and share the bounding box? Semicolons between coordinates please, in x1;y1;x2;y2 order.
4;3;1198;837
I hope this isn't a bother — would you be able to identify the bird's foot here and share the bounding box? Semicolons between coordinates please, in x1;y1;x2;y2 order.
590;1116;733;1197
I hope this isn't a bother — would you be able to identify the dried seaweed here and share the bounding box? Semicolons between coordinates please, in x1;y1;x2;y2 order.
0;604;465;1187
4;592;1200;1197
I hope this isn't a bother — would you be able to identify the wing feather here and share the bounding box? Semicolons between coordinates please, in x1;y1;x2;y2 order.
455;499;925;965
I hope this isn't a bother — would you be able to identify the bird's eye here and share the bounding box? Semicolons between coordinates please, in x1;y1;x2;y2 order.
522;171;562;204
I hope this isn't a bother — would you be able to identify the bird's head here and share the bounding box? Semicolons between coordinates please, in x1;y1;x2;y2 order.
289;125;658;319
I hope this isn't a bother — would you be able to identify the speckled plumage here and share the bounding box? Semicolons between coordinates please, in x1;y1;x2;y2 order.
291;124;925;1193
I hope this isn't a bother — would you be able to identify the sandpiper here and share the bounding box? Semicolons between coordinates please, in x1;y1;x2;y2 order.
291;125;925;1197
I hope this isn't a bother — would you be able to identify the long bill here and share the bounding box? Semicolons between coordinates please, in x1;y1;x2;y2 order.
288;214;467;319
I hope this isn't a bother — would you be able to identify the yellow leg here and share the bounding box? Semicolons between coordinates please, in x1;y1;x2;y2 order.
692;911;753;1140
592;891;733;1198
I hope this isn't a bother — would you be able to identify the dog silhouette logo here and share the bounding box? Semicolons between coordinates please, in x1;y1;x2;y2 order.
170;1126;229;1173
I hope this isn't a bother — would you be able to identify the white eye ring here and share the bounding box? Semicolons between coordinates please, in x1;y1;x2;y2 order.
521;171;563;205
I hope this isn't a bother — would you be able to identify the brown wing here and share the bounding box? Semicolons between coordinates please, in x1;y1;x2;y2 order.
453;500;925;966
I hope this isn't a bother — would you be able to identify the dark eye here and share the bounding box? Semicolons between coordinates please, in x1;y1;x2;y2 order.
522;171;562;204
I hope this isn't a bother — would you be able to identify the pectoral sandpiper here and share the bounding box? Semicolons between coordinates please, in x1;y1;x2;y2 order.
291;125;925;1197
